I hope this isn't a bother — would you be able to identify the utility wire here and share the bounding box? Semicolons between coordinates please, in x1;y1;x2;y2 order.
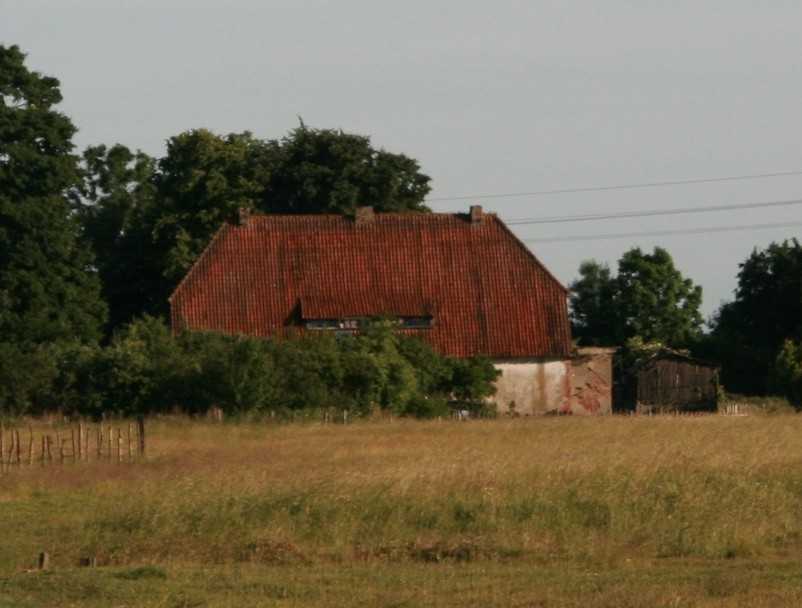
506;198;802;226
523;220;802;244
426;170;802;202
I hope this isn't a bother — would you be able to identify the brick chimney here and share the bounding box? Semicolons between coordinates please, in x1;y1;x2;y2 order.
469;205;484;223
237;207;251;226
355;206;375;225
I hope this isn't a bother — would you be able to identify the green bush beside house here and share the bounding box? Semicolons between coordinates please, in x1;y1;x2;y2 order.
0;317;499;420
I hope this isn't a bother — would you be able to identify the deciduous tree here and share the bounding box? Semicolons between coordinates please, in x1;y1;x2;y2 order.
569;247;703;347
616;247;703;346
76;144;157;330
263;124;431;215
78;125;432;329
709;239;802;394
569;260;619;345
0;45;106;347
774;339;802;407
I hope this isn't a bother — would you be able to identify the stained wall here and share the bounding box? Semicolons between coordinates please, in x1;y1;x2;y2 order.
491;359;571;415
490;348;614;416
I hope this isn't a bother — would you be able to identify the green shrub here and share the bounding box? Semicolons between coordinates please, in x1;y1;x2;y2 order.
0;316;503;419
450;357;500;406
184;332;279;414
92;315;189;416
40;342;105;416
773;340;802;407
397;336;455;395
0;342;59;417
396;395;450;419
269;334;345;411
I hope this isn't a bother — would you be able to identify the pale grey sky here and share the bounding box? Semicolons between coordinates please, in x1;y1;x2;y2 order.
3;1;802;317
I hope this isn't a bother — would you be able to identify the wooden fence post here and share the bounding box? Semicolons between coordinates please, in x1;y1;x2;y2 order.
7;427;12;468
56;431;63;464
40;436;46;466
116;429;122;464
38;552;50;571
137;416;146;459
14;429;20;466
107;426;112;460
77;422;83;461
127;423;133;463
10;427;15;467
70;428;76;462
28;427;34;466
7;430;15;465
0;424;5;472
6;425;12;469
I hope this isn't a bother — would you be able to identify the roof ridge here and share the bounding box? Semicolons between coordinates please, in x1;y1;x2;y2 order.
243;210;498;220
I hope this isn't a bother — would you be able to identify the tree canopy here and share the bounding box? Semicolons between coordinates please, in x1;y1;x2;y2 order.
263;124;431;215
708;239;802;394
569;260;619;346
0;44;106;346
774;339;802;407
75;144;157;330
570;247;703;347
78;125;432;329
616;247;703;346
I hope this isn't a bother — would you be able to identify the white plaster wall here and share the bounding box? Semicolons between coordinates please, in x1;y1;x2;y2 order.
491;359;571;415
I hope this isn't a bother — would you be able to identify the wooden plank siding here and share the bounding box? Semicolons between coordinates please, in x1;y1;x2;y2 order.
636;358;719;411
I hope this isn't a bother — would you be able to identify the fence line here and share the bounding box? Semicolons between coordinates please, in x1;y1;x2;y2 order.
0;420;145;473
720;403;744;416
203;406;746;424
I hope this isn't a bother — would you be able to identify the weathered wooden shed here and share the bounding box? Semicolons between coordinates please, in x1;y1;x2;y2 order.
618;350;719;413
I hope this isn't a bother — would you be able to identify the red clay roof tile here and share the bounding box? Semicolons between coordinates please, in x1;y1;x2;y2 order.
169;211;572;358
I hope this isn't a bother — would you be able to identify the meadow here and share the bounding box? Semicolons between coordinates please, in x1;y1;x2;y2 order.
2;415;802;607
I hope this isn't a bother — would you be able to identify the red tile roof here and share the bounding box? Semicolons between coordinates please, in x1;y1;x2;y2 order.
169;211;572;359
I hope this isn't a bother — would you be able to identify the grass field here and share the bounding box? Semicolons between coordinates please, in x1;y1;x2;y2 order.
2;415;802;606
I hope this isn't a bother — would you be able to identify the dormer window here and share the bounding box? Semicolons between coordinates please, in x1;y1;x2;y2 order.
304;316;433;331
399;316;433;329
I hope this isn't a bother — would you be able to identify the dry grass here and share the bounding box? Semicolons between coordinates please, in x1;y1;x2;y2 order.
3;415;802;606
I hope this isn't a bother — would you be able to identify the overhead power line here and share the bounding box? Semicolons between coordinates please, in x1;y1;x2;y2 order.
506;198;802;226
426;170;802;202
523;220;802;244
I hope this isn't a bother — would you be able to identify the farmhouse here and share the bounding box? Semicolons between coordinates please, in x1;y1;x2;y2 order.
169;206;612;415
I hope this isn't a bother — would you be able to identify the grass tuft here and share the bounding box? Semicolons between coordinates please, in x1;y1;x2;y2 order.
114;566;167;580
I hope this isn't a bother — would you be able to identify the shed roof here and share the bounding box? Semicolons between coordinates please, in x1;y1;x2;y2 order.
636;348;719;371
169;210;572;359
